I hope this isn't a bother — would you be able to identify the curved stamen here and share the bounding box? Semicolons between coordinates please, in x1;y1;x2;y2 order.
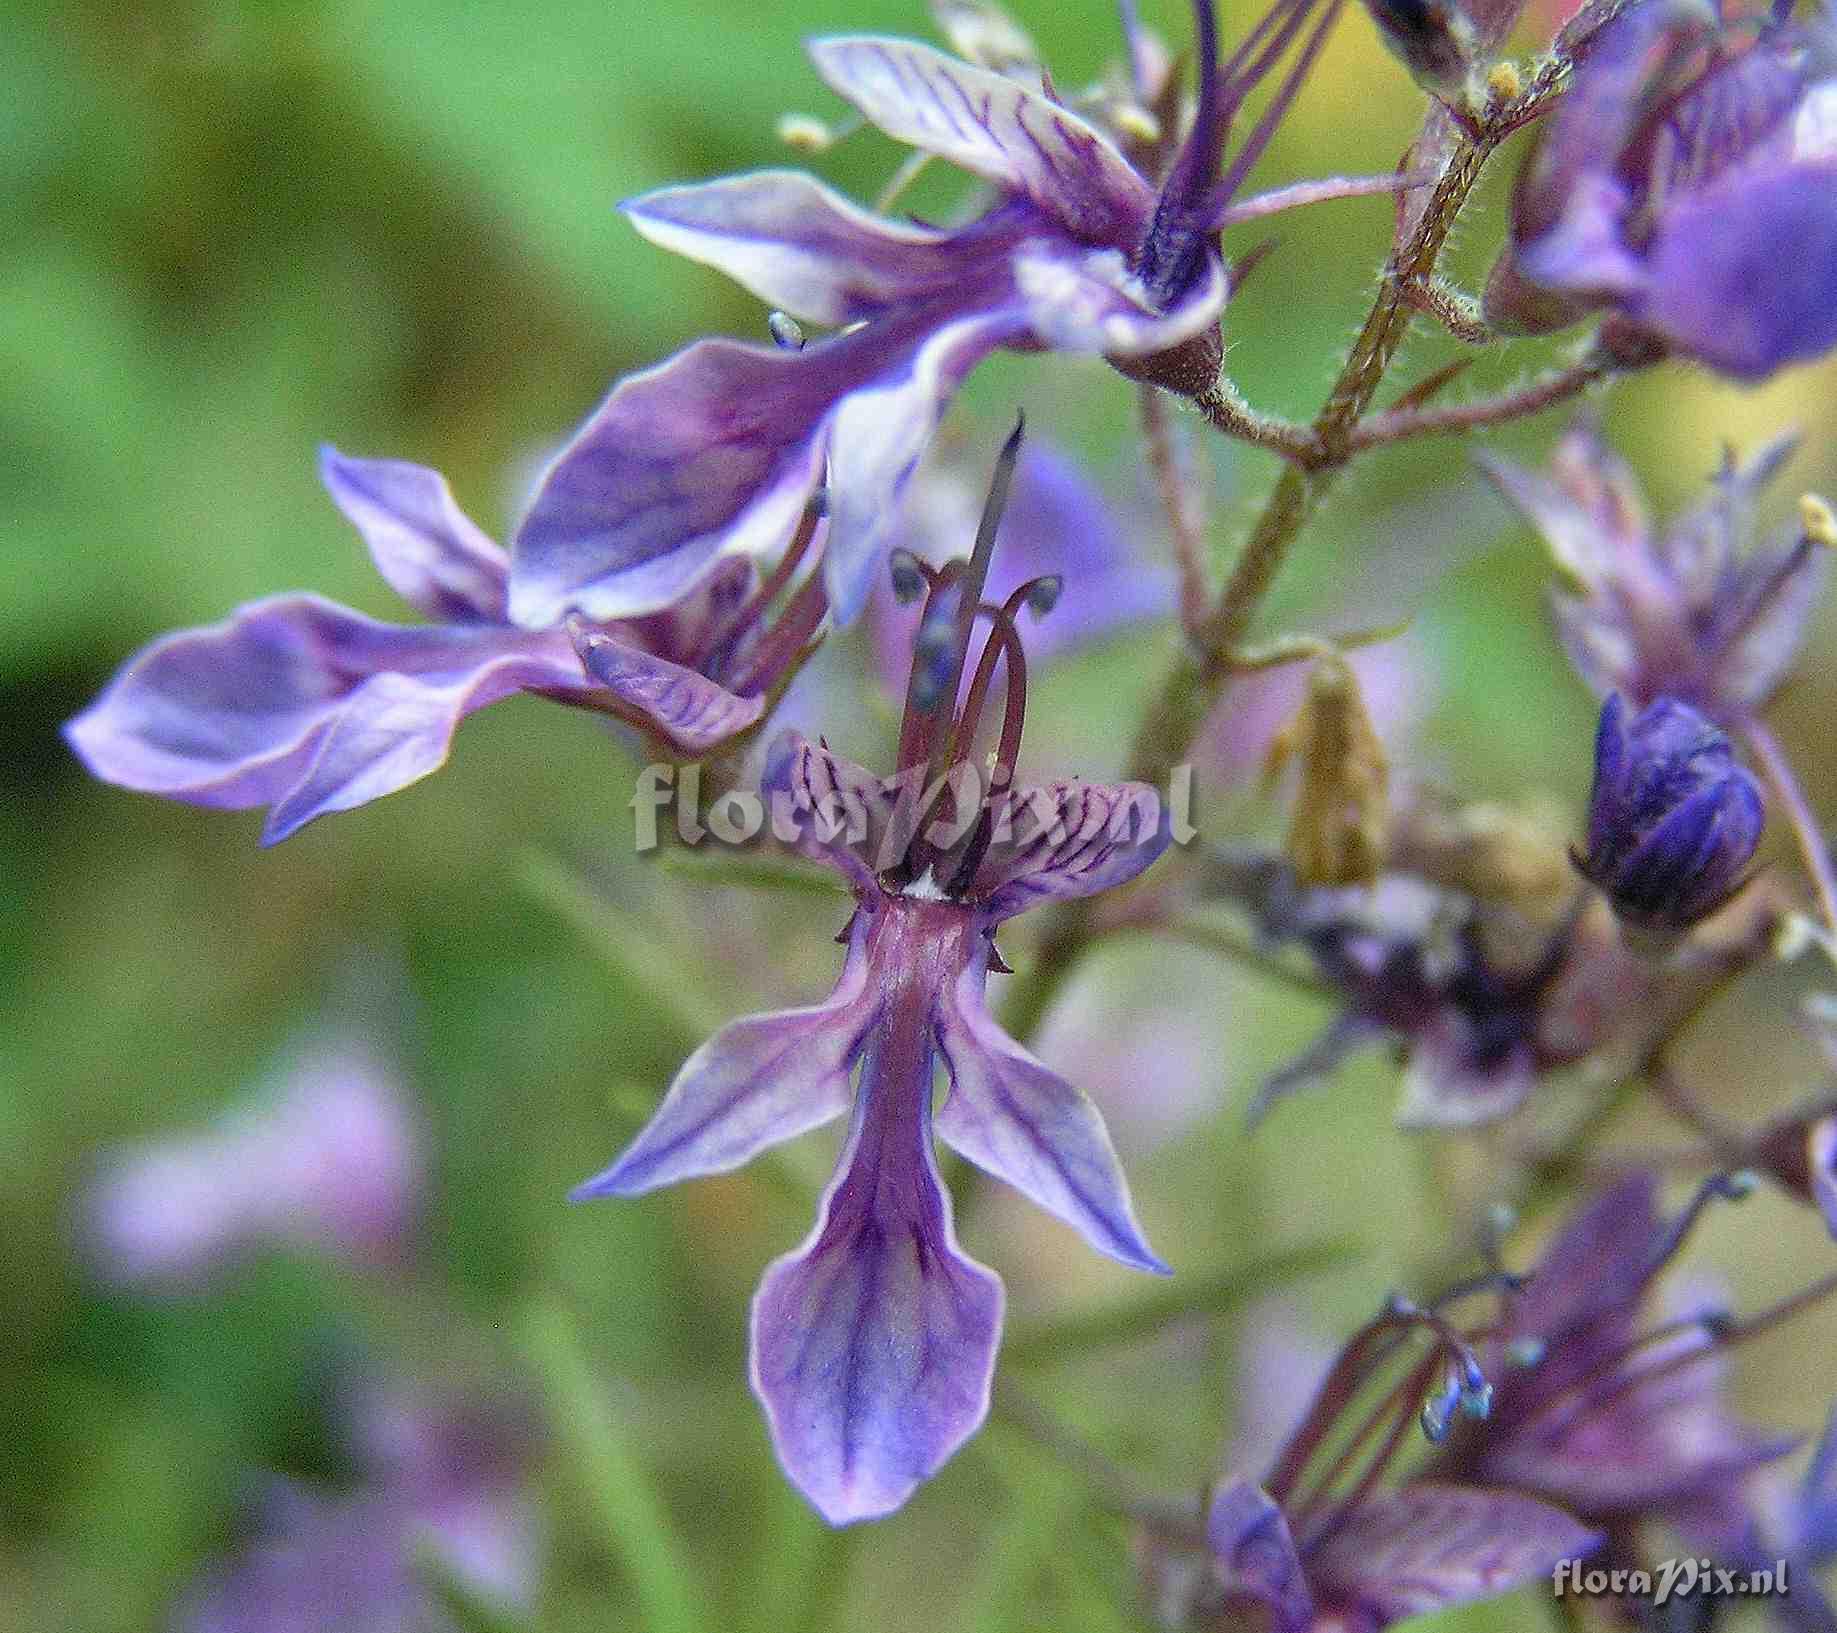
725;570;829;698
896;561;967;774
705;493;826;675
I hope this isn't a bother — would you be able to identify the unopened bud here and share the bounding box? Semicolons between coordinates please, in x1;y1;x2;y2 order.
1268;654;1391;889
776;114;834;153
768;311;805;351
1361;0;1478;96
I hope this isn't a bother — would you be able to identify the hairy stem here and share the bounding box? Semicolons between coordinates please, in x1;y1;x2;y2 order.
1347;354;1611;450
1742;713;1837;935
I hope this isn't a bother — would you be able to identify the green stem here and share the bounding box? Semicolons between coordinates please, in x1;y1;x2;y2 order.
1002;94;1524;1042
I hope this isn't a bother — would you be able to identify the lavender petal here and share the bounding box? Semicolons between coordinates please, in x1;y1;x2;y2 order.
749;1019;1002;1523
622;171;959;326
572;918;875;1198
570;624;764;755
935;963;1167;1273
974;778;1171;923
63;595;584;842
806;36;1151;238
318;447;509;622
1204;1478;1314;1633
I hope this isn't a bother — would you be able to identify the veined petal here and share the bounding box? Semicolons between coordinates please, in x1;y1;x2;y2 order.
318;448;509;621
510;337;849;627
760;730;902;895
807;36;1151;240
935;960;1166;1272
622;172;959;326
1205;1478;1314;1633
1010;239;1227;358
62;595;583;842
1306;1484;1601;1624
570;624;764;756
572;915;876;1198
974;778;1171;923
825;311;1020;623
749;988;1002;1523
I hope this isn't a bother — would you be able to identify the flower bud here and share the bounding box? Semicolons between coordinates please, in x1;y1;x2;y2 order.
1361;0;1478;96
1573;694;1765;940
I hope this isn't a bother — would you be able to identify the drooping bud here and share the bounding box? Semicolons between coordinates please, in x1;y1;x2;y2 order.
1573;693;1765;943
1267;654;1391;888
1360;0;1477;97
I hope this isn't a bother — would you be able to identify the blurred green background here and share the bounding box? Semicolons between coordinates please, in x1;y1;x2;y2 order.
9;1;1837;1629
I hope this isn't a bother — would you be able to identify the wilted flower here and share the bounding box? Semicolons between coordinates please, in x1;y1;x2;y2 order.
1481;420;1828;718
1484;0;1837;379
65;451;824;842
1139;1295;1599;1631
1430;1172;1798;1551
1209;790;1785;1126
174;1376;540;1632
510;0;1406;629
572;430;1171;1523
84;1034;421;1285
1573;692;1765;938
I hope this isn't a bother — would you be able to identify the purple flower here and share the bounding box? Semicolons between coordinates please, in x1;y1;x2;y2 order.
1574;693;1765;937
65;449;823;842
1480;420;1827;717
1140;1298;1599;1631
1430;1173;1796;1548
572;431;1171;1523
511;0;1399;629
1484;0;1837;379
174;1378;540;1633
84;1034;422;1286
867;433;1174;692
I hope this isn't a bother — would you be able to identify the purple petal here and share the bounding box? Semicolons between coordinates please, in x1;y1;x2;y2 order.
1306;1483;1601;1624
749;994;1002;1523
806;36;1151;239
973;778;1172;922
1205;1478;1314;1633
1812;1116;1837;1240
825;311;1020;623
622;172;959;325
569;623;763;755
934;961;1166;1272
63;595;584;842
509;337;843;627
318;447;509;621
1634;163;1837;380
760;730;902;895
572;916;875;1198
